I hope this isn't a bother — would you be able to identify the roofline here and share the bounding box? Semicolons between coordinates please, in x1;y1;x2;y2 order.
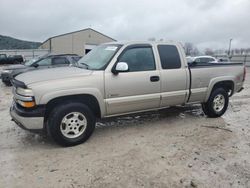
41;28;116;45
105;40;181;46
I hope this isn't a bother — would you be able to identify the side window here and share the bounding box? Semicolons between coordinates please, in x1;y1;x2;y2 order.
200;58;210;63
36;58;52;66
195;58;201;63
157;45;181;69
52;57;70;65
0;54;6;59
208;58;215;62
118;47;155;72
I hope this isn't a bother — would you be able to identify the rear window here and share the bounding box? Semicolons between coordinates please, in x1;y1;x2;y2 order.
157;45;181;69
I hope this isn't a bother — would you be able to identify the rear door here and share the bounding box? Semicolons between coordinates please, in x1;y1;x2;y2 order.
105;45;161;115
157;45;189;107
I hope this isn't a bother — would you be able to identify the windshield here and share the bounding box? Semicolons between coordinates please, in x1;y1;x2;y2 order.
25;58;39;66
78;44;121;70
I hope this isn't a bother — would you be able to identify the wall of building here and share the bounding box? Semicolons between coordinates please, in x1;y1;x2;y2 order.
40;29;115;56
39;41;50;50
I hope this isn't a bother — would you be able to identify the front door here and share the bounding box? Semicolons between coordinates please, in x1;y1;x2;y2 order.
105;45;161;115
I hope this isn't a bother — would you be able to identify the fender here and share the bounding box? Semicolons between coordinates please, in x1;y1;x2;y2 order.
205;76;236;102
38;88;106;117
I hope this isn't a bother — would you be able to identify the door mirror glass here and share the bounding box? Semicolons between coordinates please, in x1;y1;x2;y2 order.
114;62;129;73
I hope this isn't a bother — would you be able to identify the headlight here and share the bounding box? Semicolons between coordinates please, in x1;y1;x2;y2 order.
2;70;12;73
15;87;36;108
16;87;34;96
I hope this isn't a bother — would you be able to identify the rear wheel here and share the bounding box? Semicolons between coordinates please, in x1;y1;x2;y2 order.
47;102;96;146
202;88;229;118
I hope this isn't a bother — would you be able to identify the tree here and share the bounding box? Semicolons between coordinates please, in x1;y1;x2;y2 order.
183;42;200;56
205;48;214;56
184;42;194;56
148;37;156;41
192;47;200;56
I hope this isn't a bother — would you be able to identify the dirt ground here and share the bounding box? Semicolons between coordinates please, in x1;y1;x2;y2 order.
0;67;250;188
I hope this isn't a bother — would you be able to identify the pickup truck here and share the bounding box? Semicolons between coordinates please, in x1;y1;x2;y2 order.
0;54;24;65
10;41;246;146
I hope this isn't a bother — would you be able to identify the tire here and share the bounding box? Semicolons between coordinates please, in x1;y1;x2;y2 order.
202;88;229;118
47;102;96;146
3;80;12;86
201;103;209;115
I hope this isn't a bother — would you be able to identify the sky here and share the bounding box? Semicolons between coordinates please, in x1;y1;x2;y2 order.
0;0;249;51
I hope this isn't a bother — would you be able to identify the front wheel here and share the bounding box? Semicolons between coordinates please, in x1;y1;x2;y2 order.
48;102;96;146
2;80;12;86
202;88;229;118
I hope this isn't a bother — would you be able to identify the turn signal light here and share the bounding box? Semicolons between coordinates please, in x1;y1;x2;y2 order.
18;101;36;108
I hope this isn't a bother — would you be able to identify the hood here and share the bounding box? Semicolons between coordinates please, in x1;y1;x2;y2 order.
3;64;27;70
15;66;92;85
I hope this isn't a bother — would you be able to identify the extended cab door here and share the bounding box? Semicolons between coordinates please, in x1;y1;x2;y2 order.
105;45;161;115
157;44;189;106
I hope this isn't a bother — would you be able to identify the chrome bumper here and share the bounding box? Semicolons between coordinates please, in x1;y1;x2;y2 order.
10;103;44;131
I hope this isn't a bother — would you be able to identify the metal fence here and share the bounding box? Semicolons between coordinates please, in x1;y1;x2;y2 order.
0;49;50;61
215;55;250;66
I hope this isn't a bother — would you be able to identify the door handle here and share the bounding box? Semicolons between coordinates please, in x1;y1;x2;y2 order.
150;76;160;82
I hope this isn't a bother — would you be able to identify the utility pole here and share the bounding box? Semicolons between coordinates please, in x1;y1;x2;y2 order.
228;38;233;56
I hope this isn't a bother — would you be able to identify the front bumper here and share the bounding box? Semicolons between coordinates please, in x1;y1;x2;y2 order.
10;102;45;132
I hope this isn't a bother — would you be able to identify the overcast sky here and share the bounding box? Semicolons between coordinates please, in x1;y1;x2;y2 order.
0;0;249;50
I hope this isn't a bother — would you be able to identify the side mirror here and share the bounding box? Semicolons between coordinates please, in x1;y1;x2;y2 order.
112;62;129;74
32;63;39;68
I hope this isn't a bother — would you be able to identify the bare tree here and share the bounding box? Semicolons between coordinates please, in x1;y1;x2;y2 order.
205;48;214;56
184;42;194;56
192;47;200;56
148;37;156;41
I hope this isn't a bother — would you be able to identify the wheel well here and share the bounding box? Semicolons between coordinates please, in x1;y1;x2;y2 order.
44;94;101;121
212;80;234;95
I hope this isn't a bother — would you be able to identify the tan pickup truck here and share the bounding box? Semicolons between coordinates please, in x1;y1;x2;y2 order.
10;41;246;146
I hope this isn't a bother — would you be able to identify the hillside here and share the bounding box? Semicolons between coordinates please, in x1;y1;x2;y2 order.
0;35;41;50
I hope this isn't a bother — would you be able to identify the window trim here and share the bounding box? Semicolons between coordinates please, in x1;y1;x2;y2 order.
113;44;156;73
157;44;182;70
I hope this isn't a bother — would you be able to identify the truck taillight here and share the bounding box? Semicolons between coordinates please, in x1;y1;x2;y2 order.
243;66;246;81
